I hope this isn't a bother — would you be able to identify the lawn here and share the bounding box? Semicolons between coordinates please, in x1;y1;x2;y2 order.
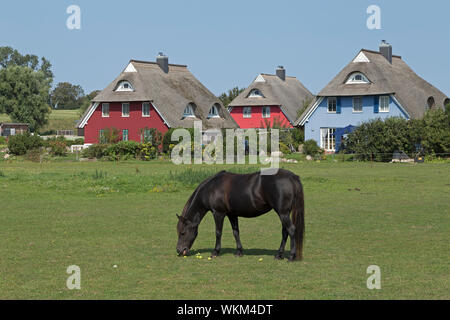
0;159;448;299
0;109;80;132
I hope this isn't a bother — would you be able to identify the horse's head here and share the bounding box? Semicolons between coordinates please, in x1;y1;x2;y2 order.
176;214;199;256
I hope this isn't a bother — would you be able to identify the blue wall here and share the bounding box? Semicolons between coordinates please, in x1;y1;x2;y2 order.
304;95;410;149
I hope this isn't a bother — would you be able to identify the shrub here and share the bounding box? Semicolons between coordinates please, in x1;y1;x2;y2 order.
139;143;158;160
7;132;43;155
303;139;321;156
163;128;179;154
47;140;67;156
279;142;291;155
104;141;141;160
100;127;121;144
24;148;46;162
343;111;450;161
82;144;110;159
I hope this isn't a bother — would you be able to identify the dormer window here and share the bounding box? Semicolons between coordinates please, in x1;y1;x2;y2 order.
208;104;220;118
115;81;134;92
183;103;196;118
248;89;264;98
346;72;370;84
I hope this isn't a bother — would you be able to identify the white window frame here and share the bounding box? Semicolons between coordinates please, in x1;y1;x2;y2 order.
102;103;110;117
262;106;271;118
142;102;151;117
320;128;336;152
208;105;220;118
379;96;390;112
122;129;129;141
122;103;130;117
243;107;252;118
248;89;264;98
183;104;195;118
327;97;337;113
346;72;370;84
353;97;363;113
115;81;134;92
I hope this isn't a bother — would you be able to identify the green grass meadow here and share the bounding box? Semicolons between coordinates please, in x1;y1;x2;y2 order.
0;160;448;299
0;109;80;132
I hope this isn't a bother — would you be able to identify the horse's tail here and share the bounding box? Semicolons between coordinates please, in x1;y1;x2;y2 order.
291;176;305;260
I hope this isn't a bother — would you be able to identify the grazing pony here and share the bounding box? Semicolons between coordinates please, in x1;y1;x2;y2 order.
176;169;305;261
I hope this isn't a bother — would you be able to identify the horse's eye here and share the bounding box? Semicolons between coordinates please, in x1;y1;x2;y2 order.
181;232;185;236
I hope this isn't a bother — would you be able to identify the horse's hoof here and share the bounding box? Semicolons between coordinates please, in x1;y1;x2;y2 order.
211;251;219;258
274;254;284;260
287;256;296;262
234;251;243;257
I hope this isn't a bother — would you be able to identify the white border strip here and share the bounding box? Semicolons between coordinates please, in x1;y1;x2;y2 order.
390;94;410;119
298;97;324;126
78;102;99;128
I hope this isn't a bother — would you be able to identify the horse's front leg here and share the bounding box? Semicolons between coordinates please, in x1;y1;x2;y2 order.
212;211;225;257
228;215;243;257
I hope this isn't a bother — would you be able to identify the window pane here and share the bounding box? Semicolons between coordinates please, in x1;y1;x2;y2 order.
143;103;150;116
122;103;130;116
102;103;109;117
328;98;337;112
353;97;363;112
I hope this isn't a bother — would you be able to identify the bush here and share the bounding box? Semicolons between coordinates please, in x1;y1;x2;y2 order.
47;140;67;156
7;132;43;155
104;141;141;160
163;128;177;154
303;139;321;156
343;111;450;161
0;136;7;145
100;127;121;144
25;148;46;162
279;142;291;155
82;144;110;159
139;143;158;160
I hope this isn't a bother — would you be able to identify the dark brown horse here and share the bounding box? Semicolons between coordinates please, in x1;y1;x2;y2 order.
176;169;305;261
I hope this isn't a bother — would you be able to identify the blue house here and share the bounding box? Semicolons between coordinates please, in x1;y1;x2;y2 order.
296;41;449;152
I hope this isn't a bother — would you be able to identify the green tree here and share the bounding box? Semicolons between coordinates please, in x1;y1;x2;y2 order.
0;65;52;132
79;90;101;115
218;87;244;108
297;97;313;119
51;82;85;110
0;46;53;81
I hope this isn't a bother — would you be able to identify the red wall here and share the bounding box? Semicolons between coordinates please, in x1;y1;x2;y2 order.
230;105;293;129
84;102;169;144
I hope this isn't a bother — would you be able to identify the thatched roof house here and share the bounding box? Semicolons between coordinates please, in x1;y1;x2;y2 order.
228;67;313;128
78;54;237;143
296;41;449;152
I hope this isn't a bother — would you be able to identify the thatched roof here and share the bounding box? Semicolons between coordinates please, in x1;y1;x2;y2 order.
296;49;448;125
78;60;238;129
228;73;314;124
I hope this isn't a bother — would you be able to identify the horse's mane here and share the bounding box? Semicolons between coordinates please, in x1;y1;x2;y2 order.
181;170;226;220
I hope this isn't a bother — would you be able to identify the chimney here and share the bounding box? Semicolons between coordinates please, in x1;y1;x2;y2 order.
276;66;286;81
156;52;169;73
379;40;392;64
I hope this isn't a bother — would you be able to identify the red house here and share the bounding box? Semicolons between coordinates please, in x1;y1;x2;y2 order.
77;53;237;144
228;67;313;129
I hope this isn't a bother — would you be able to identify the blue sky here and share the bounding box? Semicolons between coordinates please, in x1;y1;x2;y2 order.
1;0;449;96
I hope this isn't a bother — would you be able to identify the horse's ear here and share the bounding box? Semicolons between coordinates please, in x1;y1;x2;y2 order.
177;214;189;223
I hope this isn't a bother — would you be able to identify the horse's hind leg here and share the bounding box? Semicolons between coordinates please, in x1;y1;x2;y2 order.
275;226;288;260
277;211;297;262
228;215;243;257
